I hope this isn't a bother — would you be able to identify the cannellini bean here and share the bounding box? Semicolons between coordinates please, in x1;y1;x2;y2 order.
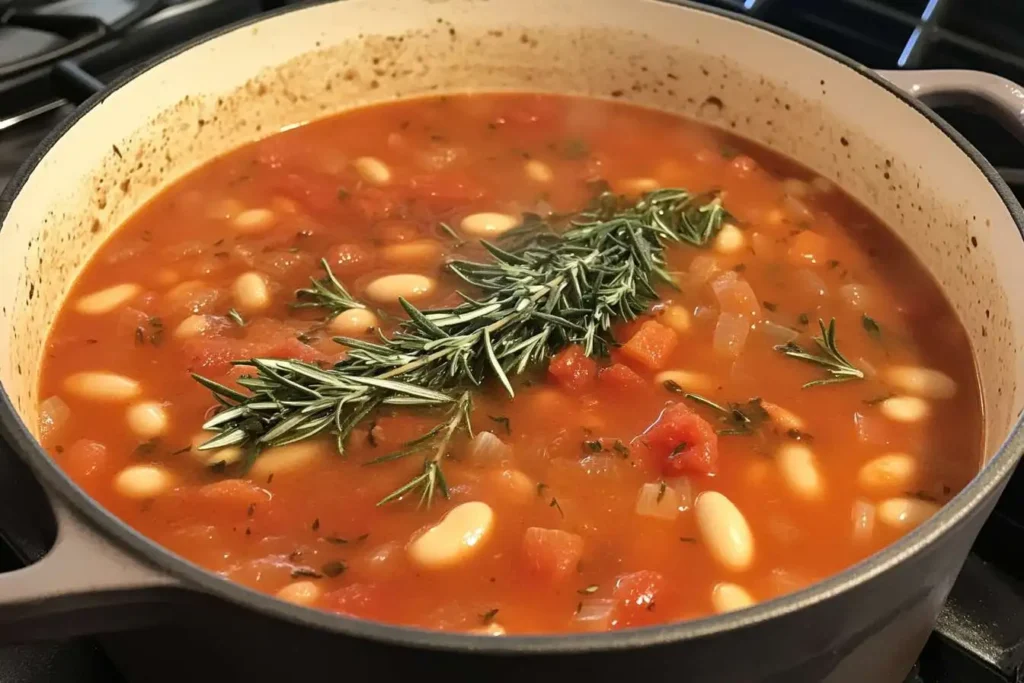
761;401;805;431
190;431;243;467
617;177;660;194
655;369;714;393
64;372;140;402
858;453;918;495
126;401;169;438
249;442;323;479
782;178;810;198
695;491;755;572
114;464;172;499
492;469;536;503
659;305;692;334
460;212;518;238
524;159;554;183
328;308;379;336
75;283;141;315
884;366;957;400
380;240;444;268
275;580;321;606
206;197;244;220
714;223;746;254
364;273;436;304
470;622;506;636
353;156;391;185
877;497;940;530
776;443;825;501
407;501;494;570
174;314;211;339
232;272;271;312
879;396;930;423
712;582;755;613
232;208;277;233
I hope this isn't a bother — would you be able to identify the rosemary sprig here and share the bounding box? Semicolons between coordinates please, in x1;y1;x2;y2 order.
292;259;365;319
193;188;727;506
680;390;769;436
775;318;864;388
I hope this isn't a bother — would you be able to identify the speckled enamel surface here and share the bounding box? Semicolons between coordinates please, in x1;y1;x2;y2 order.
0;0;1021;464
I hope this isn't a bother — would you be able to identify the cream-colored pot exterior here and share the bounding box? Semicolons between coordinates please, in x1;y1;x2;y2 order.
0;1;1022;681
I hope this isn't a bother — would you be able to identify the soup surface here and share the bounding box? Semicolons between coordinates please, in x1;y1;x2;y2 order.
38;93;981;634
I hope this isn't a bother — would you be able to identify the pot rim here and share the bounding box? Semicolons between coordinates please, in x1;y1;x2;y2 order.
0;0;1022;655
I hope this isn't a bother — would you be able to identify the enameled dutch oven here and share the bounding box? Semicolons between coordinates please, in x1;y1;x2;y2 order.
0;1;1023;681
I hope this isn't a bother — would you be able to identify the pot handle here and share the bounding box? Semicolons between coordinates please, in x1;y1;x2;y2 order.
877;69;1024;140
0;488;181;642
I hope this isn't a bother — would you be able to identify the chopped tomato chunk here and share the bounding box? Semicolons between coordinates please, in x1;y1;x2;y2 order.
597;363;647;391
547;344;597;390
612;570;666;629
522;527;584;581
643;403;719;476
620;320;678;370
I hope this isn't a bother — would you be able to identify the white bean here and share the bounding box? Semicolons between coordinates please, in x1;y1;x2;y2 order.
206;198;244;220
353;156;392;186
380;240;444;268
761;401;805;432
364;273;435;304
126;401;169;438
232;208;277;233
695;491;755;572
524;159;553;183
858;453;918;495
328;308;379;336
64;372;141;402
492;469;535;504
655;369;714;393
75;283;141;315
190;431;243;467
879;396;930;423
275;580;321;606
460;212;518;238
659;305;691;334
884;366;957;400
713;223;746;255
776;443;825;501
174;314;211;339
249;442;324;479
711;582;755;613
877;497;940;530
407;501;494;570
232;272;271;312
114;464;172;499
470;622;506;636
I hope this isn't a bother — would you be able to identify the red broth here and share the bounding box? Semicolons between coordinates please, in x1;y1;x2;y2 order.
38;93;981;634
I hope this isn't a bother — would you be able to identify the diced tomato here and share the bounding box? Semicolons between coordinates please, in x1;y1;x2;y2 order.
181;337;245;374
405;172;486;211
351;187;401;222
522;527;584;581
274;171;348;216
620;320;678;370
547;345;597;390
322;582;381;617
597;363;646;392
612;570;666;629
642;403;719;476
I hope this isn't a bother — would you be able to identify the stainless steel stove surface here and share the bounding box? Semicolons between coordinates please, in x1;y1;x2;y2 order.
0;0;1022;681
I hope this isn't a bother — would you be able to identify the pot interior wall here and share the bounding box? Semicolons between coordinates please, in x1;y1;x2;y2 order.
1;0;1021;474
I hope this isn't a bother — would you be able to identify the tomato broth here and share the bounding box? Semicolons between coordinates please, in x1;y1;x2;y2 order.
38;93;981;635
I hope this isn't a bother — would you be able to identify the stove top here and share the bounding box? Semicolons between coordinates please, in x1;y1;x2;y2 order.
0;0;1022;681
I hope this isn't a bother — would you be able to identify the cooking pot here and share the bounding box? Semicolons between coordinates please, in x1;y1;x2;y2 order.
0;1;1022;681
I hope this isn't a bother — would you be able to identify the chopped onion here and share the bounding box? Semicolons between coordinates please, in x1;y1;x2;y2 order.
579;455;616;477
758;320;800;345
711;271;761;319
857;356;878;379
665;476;694;511
795;268;828;299
572;598;616;631
750;232;777;260
851;499;876;542
635;482;681;520
839;283;871;311
693;305;717;322
782;194;813;222
688;254;720;284
466;431;512;465
782;178;810;198
713;312;750;358
39;395;70;444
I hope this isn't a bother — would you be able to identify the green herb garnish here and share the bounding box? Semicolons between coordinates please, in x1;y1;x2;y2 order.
776;318;864;388
862;314;881;340
227;308;246;327
291;258;365;320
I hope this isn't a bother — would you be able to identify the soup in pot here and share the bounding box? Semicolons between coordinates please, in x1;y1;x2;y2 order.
38;93;981;634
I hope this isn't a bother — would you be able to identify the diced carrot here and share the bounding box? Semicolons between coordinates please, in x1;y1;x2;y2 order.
620;320;678;370
612;570;667;629
548;345;597;390
642;403;719;476
522;527;584;581
787;229;831;266
597;363;647;391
